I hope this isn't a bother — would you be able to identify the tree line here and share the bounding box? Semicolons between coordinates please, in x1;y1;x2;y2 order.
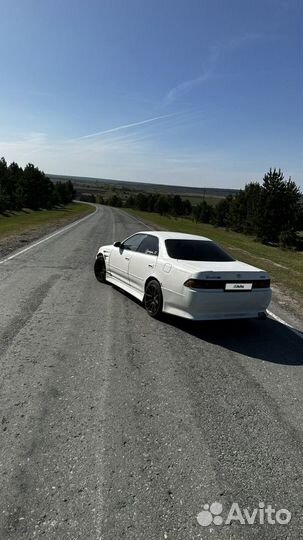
204;169;303;248
0;157;74;213
97;169;303;249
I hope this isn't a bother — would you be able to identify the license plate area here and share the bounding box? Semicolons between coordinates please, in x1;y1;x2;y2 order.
225;283;252;291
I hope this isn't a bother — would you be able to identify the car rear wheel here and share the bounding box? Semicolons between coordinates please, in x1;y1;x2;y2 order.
94;255;107;283
144;280;163;318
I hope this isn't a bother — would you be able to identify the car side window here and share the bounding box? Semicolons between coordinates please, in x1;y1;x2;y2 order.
137;235;159;256
122;234;147;251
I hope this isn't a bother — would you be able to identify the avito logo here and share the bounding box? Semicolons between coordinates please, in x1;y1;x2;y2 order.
197;501;291;527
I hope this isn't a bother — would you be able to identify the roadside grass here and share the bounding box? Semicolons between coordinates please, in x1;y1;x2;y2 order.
124;208;303;300
0;203;94;239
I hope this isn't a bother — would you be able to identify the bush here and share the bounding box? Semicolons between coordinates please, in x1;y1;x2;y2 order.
278;229;297;249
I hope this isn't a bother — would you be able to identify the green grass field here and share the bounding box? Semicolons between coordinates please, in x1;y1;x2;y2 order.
124;208;303;301
0;203;94;239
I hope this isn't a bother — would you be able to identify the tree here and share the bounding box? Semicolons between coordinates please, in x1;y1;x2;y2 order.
256;168;301;244
212;196;233;227
183;199;192;216
96;194;105;205
135;193;149;211
0;158;8;212
0;185;9;213
22;163;55;209
80;193;96;203
107;194;122;207
171;195;184;217
192;201;213;223
146;193;158;212
125;194;135;208
279;229;297;249
154;195;171;215
242;182;262;234
0;157;75;212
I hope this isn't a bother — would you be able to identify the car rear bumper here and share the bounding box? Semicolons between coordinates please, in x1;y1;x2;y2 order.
162;287;272;321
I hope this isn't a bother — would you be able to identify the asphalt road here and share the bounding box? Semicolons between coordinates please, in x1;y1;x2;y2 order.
0;204;303;540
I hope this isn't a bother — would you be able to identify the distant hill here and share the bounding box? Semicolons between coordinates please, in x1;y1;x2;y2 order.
47;173;239;199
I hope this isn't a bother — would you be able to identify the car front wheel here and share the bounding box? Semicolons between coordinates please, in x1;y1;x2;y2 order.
94;255;107;283
144;280;163;318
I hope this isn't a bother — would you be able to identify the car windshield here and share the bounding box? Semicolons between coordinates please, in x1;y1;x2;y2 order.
165;239;234;261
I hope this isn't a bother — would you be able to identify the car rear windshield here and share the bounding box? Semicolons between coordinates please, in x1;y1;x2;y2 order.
165;240;234;261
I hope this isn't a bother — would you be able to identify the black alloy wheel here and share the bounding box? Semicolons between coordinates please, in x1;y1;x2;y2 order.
94;255;107;283
144;280;163;318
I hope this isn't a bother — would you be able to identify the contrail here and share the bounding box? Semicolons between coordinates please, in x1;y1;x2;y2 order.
77;113;175;140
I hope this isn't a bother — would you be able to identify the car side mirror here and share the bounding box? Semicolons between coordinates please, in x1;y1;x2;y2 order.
113;241;121;248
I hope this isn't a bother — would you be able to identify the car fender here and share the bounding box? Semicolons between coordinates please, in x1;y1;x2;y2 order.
161;264;189;295
96;245;113;268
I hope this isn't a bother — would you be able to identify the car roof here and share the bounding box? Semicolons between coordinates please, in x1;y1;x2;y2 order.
136;230;212;242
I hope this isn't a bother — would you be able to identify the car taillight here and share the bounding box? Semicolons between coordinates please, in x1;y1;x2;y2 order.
184;279;271;289
184;279;206;289
184;279;227;289
253;279;271;288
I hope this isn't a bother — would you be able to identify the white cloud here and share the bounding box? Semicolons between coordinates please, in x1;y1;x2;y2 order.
1;131;301;189
163;33;268;105
0;132;49;163
165;73;210;105
0;131;221;185
164;46;219;105
76;113;176;140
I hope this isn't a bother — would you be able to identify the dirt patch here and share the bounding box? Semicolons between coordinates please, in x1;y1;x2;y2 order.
229;247;291;271
271;285;303;328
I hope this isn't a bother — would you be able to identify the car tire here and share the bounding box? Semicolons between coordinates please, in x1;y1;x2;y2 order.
94;255;107;283
144;279;163;318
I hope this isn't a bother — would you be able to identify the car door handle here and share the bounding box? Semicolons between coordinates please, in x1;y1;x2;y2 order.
125;256;130;260
148;264;154;268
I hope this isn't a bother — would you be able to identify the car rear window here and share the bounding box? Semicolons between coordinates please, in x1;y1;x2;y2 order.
165;240;234;261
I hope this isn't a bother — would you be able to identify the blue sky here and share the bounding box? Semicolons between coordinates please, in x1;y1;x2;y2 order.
0;0;302;188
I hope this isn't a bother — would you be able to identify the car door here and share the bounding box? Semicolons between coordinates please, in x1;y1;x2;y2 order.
108;233;147;285
128;234;159;294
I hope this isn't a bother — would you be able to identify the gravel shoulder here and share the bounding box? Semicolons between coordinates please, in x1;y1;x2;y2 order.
0;203;94;260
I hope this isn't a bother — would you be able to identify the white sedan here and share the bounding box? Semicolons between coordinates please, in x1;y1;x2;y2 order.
94;231;272;320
